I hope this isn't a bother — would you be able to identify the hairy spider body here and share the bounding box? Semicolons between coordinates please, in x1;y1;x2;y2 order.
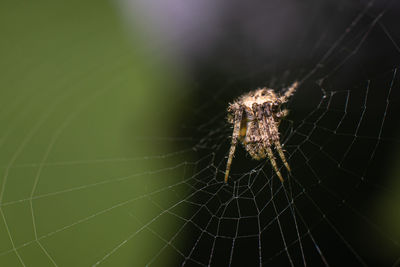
224;82;298;183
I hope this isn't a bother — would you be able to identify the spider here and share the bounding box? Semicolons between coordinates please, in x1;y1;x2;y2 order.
224;81;298;183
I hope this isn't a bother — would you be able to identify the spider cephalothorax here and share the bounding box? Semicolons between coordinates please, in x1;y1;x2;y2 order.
224;81;298;183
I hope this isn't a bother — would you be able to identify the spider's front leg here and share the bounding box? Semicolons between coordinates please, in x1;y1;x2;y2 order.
253;104;285;183
224;105;243;183
270;129;291;173
263;104;291;175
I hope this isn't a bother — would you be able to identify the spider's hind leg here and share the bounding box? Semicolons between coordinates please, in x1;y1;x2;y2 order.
280;81;299;103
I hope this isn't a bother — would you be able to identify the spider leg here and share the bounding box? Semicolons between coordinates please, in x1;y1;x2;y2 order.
265;146;284;183
280;81;299;103
265;114;291;176
276;109;289;119
270;106;292;173
254;104;285;183
272;136;291;172
224;107;243;183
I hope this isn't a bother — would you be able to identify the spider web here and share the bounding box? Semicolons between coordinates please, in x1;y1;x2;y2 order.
0;0;400;266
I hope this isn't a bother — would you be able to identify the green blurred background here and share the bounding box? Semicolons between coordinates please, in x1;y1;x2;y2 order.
0;0;187;266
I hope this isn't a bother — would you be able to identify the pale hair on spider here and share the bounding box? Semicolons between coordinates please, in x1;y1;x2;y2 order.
224;81;298;183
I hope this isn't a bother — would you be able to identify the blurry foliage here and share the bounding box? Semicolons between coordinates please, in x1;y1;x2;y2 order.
0;0;185;266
